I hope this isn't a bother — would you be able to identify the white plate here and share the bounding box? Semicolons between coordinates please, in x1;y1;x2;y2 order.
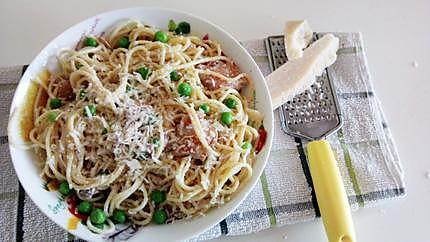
8;7;273;242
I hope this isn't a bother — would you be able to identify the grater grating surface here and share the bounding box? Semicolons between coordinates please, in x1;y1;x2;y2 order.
265;34;343;141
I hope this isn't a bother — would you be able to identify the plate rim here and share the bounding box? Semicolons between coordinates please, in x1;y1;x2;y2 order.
8;6;274;241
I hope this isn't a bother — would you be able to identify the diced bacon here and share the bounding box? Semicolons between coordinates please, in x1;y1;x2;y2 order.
174;139;207;160
55;77;75;100
198;61;248;91
166;113;216;161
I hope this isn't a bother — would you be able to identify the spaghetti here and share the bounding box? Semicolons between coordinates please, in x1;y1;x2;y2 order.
28;19;263;233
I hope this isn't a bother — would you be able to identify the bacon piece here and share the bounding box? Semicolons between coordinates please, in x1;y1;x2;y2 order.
55;77;75;100
166;113;216;161
198;61;248;91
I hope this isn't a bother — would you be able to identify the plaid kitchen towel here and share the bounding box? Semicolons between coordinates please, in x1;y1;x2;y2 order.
0;33;405;242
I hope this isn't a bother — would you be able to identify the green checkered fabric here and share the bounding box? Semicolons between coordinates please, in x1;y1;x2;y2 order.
0;33;405;242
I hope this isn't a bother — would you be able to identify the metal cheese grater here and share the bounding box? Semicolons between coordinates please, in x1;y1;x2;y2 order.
265;35;356;242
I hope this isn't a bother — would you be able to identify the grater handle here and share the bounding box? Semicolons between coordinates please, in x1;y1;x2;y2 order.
307;140;356;242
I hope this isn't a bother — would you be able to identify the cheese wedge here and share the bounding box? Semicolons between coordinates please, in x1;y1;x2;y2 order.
267;33;339;109
284;20;313;60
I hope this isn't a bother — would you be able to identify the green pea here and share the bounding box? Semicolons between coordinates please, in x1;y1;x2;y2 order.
221;112;233;125
168;19;177;32
152;209;167;224
199;104;210;114
150;190;166;204
49;98;62;109
112;210;127;224
177;82;192;97
241;141;252;150
79;89;87;99
58;181;72;196
77;201;92;215
154;31;169;43
224;98;236;109
170;71;180;81
84;104;96;117
137;67;151;80
47;111;58;122
90;208;107;225
84;37;98;47
117;36;130;48
175;22;191;34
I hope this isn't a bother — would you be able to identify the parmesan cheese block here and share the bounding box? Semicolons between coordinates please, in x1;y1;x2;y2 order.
267;33;339;109
284;20;313;60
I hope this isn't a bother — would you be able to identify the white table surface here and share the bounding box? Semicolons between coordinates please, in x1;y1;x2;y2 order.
1;0;429;241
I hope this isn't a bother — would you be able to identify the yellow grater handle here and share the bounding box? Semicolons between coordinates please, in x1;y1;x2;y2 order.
307;140;356;242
